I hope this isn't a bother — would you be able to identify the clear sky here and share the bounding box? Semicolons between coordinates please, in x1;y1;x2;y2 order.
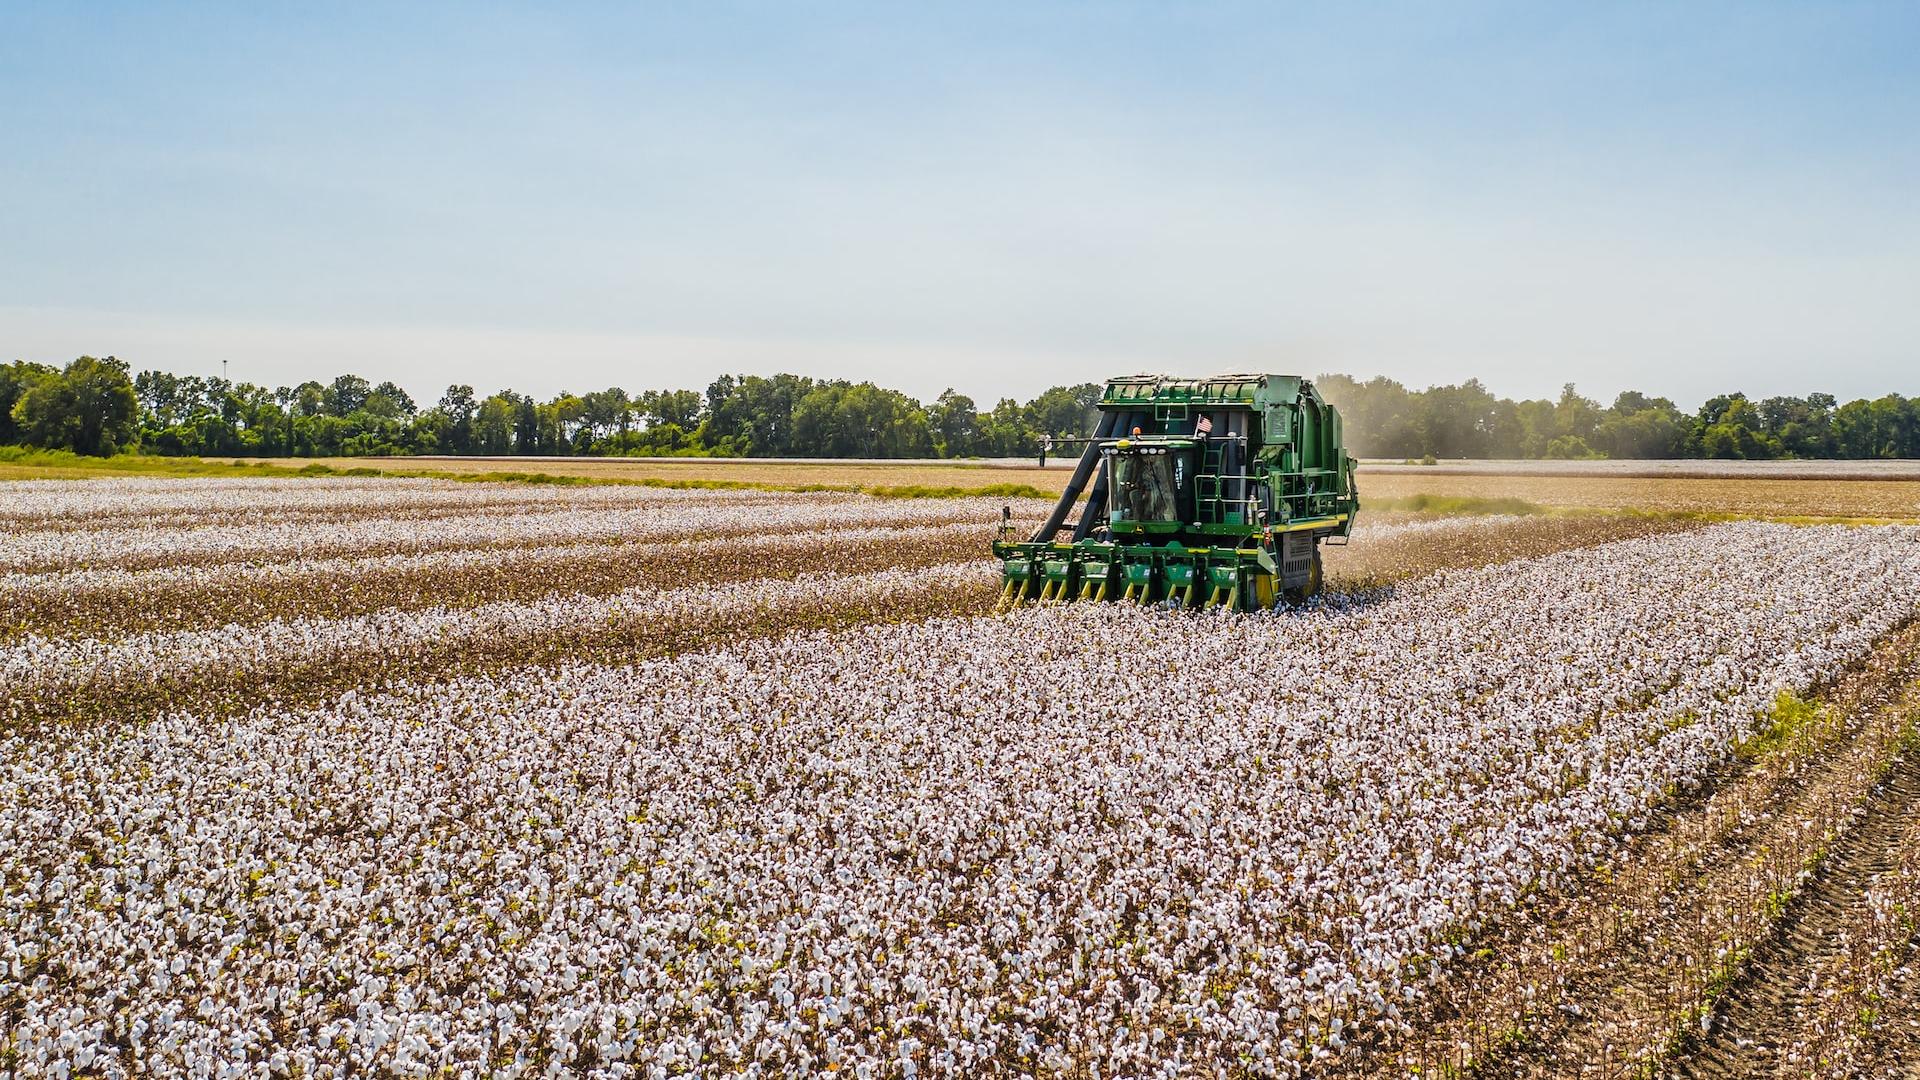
3;2;1915;408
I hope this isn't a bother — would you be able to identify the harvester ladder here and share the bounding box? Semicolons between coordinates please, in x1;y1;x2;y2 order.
1196;437;1260;526
1197;441;1228;524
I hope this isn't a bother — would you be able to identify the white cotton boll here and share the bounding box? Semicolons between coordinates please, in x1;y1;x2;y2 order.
8;496;1919;1077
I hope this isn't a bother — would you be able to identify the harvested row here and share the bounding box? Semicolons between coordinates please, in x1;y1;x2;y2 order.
0;492;1048;574
1674;734;1920;1080
1776;756;1920;1077
0;477;754;531
1358;471;1920;520
1321;510;1699;585
0;512;1701;644
5;523;1919;1077
1;562;1000;729
1331;619;1920;1078
7;514;1472;610
0;522;991;638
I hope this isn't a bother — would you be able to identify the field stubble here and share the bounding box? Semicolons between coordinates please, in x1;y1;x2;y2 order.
1332;621;1920;1079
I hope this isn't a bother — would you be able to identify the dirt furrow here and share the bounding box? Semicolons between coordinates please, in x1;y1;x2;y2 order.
1333;622;1920;1079
1669;756;1920;1078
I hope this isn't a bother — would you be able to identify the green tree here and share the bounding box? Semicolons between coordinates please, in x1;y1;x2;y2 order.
1593;392;1688;458
324;374;373;416
365;381;417;418
0;361;57;444
1024;383;1102;440
929;389;981;457
1833;394;1916;458
704;374;813;455
642;389;704;430
1315;374;1421;458
1415;380;1503;459
578;388;630;449
513;394;540;453
12;356;140;455
438;385;477;453
473;394;517;454
1697;396;1780;459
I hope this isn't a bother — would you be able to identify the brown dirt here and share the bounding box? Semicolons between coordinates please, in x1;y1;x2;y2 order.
1667;757;1920;1079
4;525;993;638
1359;471;1920;520
255;455;1073;491
1334;622;1920;1080
199;457;1920;518
1322;512;1704;587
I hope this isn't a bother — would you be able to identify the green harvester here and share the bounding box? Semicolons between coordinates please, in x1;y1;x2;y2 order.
994;373;1359;611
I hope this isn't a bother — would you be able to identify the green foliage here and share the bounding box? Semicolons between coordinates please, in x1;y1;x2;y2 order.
0;447;282;477
0;360;57;445
10;356;138;455
4;356;1916;463
1365;494;1546;516
1541;434;1602;460
1315;377;1914;462
1738;689;1824;761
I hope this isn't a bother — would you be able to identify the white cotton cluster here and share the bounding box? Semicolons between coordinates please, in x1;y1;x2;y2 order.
1;491;1050;574
0;476;451;525
0;476;800;531
1;560;998;708
0;515;1466;608
0;522;987;605
3;522;1918;1077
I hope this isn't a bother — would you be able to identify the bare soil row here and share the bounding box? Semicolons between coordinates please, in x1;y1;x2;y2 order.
1332;620;1920;1078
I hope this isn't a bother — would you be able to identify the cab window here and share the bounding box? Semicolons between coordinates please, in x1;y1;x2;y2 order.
1111;453;1177;522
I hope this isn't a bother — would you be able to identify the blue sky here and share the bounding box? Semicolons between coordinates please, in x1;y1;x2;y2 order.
2;2;1915;406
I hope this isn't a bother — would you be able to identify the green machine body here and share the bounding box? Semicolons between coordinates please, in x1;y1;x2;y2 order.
993;373;1359;610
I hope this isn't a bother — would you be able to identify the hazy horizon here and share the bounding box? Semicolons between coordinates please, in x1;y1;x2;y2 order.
4;3;1915;408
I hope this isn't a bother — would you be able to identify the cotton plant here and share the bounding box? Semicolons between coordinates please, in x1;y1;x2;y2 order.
5;522;1920;1076
0;475;797;530
2;483;1049;574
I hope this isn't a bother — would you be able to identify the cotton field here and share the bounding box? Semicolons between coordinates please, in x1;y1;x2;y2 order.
5;478;1920;1078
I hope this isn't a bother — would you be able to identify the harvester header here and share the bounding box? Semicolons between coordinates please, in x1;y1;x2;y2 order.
994;373;1358;610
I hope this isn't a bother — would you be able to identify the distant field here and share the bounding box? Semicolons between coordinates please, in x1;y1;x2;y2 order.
289;454;1068;492
1363;458;1920;480
311;455;1920;520
4;451;1917;520
1359;471;1920;520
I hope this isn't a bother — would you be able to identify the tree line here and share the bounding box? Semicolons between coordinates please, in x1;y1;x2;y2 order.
3;355;1917;460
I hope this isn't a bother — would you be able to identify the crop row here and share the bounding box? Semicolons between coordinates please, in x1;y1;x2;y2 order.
2;511;1694;641
1;560;999;729
1;493;1050;574
0;477;765;532
1784;768;1920;1076
5;523;1918;1076
1;522;990;639
1336;619;1920;1077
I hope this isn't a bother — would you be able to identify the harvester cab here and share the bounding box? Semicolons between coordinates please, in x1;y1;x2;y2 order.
994;373;1359;611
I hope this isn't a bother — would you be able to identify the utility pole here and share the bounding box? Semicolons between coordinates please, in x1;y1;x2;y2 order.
222;359;228;382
